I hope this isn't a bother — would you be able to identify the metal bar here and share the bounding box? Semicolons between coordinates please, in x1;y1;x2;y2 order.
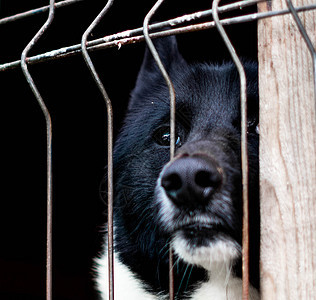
286;0;316;106
20;2;55;300
88;0;265;49
143;0;176;159
143;1;176;299
1;3;316;72
212;0;249;299
80;1;115;300
0;0;84;25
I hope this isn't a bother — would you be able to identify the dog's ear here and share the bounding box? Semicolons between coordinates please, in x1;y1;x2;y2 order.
138;35;185;76
129;35;186;110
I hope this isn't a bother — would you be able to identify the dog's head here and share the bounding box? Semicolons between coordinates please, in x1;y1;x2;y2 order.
113;35;259;289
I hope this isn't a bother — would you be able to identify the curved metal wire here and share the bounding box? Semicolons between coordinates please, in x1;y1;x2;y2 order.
80;1;115;299
286;0;316;107
143;0;176;299
20;1;55;300
2;2;316;72
0;0;83;25
212;0;249;299
143;0;176;159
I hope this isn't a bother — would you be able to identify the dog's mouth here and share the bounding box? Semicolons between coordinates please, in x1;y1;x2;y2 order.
182;223;223;235
173;221;233;246
171;221;241;269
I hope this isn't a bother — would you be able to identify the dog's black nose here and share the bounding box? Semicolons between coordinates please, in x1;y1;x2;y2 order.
161;155;222;208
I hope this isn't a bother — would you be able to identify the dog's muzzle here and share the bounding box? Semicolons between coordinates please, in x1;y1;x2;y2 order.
156;153;241;268
160;154;223;210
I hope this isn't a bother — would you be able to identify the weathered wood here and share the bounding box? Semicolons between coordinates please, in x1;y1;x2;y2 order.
258;0;316;299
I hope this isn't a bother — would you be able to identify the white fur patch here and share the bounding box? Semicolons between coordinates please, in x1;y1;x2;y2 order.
173;234;241;271
171;235;260;299
191;273;260;300
95;251;165;300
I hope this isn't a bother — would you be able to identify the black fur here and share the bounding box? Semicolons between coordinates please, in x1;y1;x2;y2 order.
106;36;259;298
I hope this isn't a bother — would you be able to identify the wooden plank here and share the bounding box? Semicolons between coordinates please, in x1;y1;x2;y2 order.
258;0;316;299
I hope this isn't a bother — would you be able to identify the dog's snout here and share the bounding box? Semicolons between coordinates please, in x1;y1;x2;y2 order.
161;156;222;208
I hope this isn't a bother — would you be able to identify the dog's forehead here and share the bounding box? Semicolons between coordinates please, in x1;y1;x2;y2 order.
173;63;241;124
127;61;257;133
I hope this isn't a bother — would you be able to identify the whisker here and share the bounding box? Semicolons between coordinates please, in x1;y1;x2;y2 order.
176;264;190;296
185;265;194;292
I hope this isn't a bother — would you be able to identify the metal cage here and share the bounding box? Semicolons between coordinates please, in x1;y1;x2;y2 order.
0;0;315;299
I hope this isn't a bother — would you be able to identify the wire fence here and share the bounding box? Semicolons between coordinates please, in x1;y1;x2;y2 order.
0;0;315;299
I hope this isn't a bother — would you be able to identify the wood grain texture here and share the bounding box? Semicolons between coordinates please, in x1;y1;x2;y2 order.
258;0;316;299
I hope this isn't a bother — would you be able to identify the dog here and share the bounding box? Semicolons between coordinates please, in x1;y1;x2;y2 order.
95;35;260;299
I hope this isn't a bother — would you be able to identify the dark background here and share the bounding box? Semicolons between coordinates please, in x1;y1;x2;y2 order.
0;1;257;299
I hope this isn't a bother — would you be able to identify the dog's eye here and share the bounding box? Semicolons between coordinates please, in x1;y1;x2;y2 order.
233;118;259;135
247;118;259;135
246;96;259;135
153;126;181;147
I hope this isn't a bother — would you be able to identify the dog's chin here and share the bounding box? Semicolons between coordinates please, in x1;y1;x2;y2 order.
172;231;241;271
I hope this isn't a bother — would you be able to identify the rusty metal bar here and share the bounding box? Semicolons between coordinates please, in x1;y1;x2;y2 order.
143;0;176;299
2;2;316;72
96;0;264;49
286;0;316;105
20;1;55;300
212;0;249;299
0;0;255;28
143;0;176;160
80;1;115;300
0;0;84;25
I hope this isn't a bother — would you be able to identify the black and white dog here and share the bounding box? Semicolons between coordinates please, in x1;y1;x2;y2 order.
96;36;260;299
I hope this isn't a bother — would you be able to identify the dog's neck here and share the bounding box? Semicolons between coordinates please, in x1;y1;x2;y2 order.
95;250;260;300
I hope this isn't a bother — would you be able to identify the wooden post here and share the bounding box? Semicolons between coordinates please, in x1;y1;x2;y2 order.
258;0;316;299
